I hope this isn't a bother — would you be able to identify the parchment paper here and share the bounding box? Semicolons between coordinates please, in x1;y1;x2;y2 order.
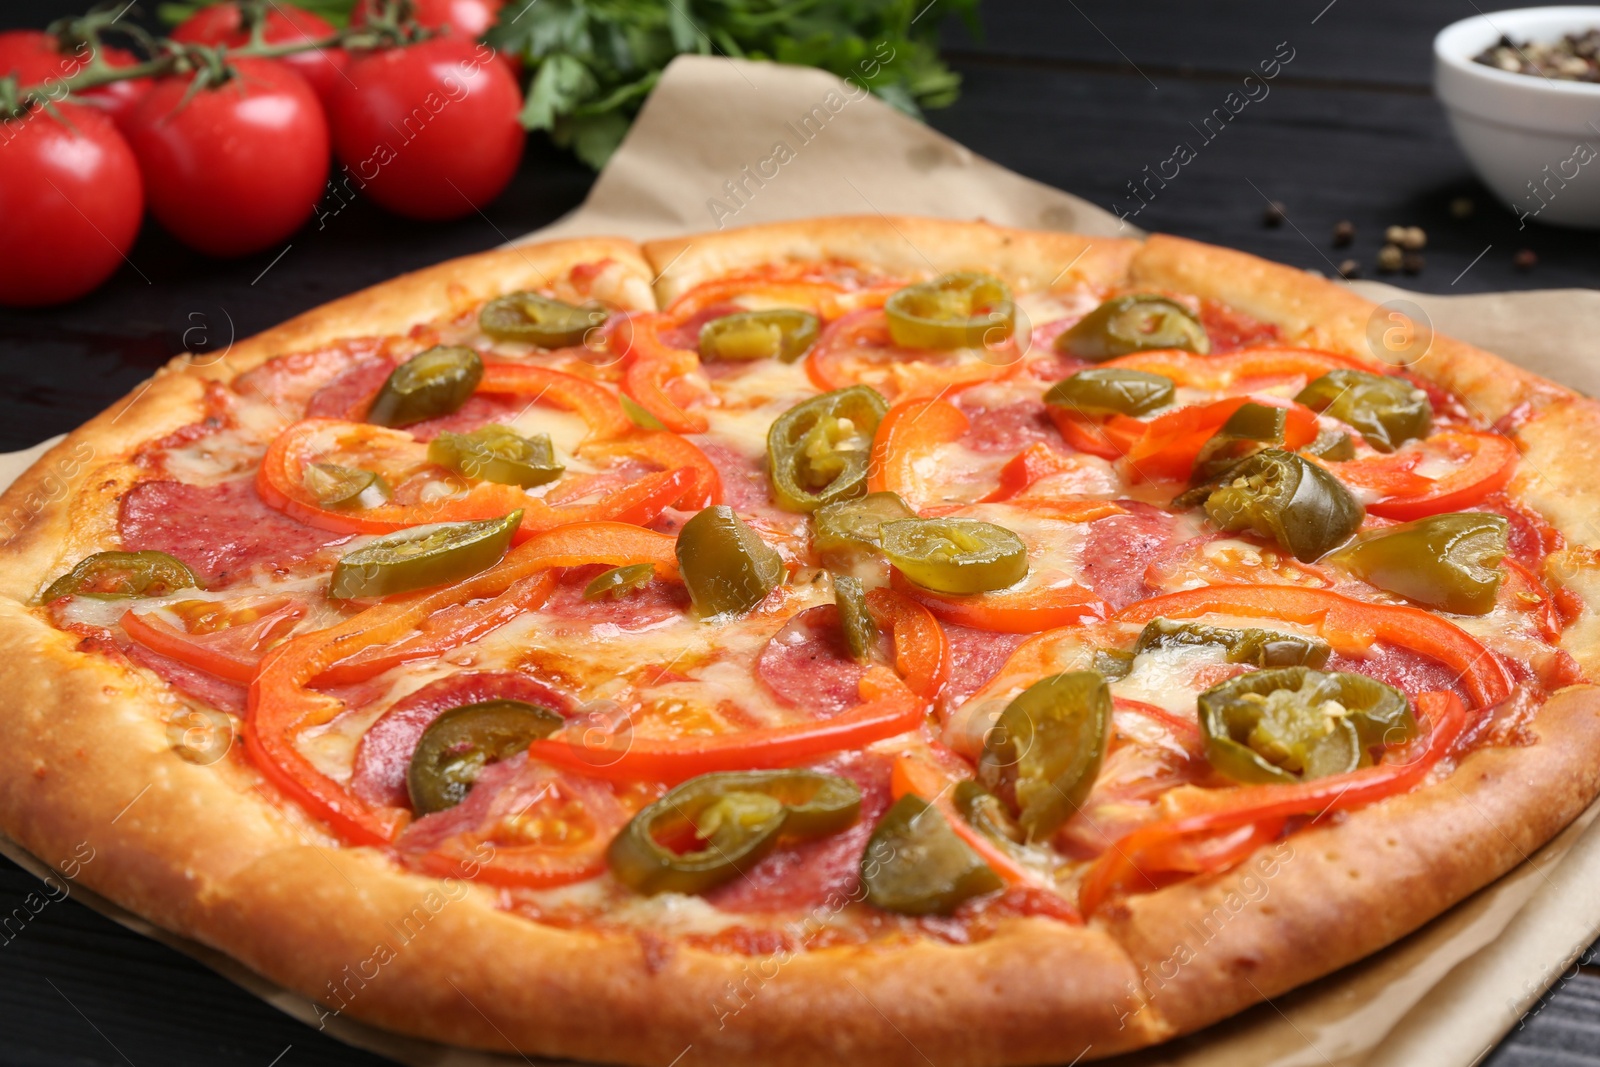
4;52;1600;1067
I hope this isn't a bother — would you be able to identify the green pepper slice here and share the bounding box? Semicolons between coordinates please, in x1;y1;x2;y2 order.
834;574;877;661
861;794;1003;915
699;308;820;363
1091;647;1136;681
1057;294;1210;361
813;491;916;558
367;345;484;428
1043;366;1176;417
479;291;608;347
1203;448;1364;562
1330;512;1508;615
1190;402;1288;487
407;699;564;815
330;511;522;599
884;272;1016;350
609;770;861;895
303;462;390;509
675;505;784;617
979;670;1110;841
428;425;565;488
1199;667;1416;784
1133;618;1331;669
1301;429;1356;462
41;550;199;602
1294;369;1432;453
767;385;888;513
584;563;655;601
880;517;1028;595
953;780;1028;849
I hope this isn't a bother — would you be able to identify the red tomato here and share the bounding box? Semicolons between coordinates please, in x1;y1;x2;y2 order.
123;59;329;257
169;2;347;108
0;102;143;306
353;0;504;38
328;37;523;220
0;30;151;129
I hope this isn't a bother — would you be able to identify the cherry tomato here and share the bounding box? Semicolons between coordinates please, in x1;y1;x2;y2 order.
328;37;523;220
170;2;347;108
123;58;330;258
353;0;505;38
0;29;151;130
0;102;143;306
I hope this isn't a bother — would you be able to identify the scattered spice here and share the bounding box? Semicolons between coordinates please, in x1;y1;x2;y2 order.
1332;220;1355;247
1450;196;1475;219
1402;252;1425;275
1263;201;1286;227
1398;226;1427;251
1514;248;1539;270
1337;258;1361;279
1376;245;1403;273
1474;30;1600;81
1385;224;1407;245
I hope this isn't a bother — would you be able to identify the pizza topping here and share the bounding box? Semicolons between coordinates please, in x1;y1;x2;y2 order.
698;308;820;363
880;517;1028;595
674;506;783;618
366;345;485;428
884;272;1015;350
1188;401;1301;488
330;512;522;599
1302;428;1356;461
1331;512;1509;614
428;425;566;488
1323;430;1518;520
834;575;877;661
978;671;1111;841
1133;618;1331;669
756;605;885;718
408;699;565;815
1058;294;1209;361
861;794;1003;915
582;562;656;601
766;385;886;512
607;769;862;895
43;550;200;602
1199;667;1416;784
479;291;608;348
813;491;915;563
1201;449;1365;562
1044;367;1175;418
1295;369;1433;453
121;595;307;684
303;462;391;509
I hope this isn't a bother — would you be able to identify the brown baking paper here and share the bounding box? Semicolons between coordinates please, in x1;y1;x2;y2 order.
5;52;1600;1067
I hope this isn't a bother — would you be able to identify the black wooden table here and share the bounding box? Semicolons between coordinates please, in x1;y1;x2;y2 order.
2;0;1599;1063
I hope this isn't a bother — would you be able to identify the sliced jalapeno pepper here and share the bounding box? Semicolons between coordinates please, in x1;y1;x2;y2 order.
428;425;565;488
767;385;888;513
675;505;784;617
884;272;1015;350
861;794;1003;915
1134;618;1331;669
1091;647;1136;681
833;574;877;661
699;308;820;363
953;780;1028;849
367;345;484;428
1190;402;1287;487
1203;448;1364;562
880;517;1027;594
330;511;522;599
41;550;199;602
1043;366;1176;417
1294;369;1432;453
609;770;861;895
1330;512;1508;615
304;462;391;509
479;291;608;347
1301;428;1356;462
979;670;1110;841
1057;294;1209;361
583;562;656;601
407;699;564;815
1199;666;1415;785
813;491;915;557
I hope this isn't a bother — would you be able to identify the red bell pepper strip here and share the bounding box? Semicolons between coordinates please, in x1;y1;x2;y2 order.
981;442;1083;502
246;523;682;845
1079;690;1465;914
529;667;926;785
867;396;970;507
866;587;950;702
893;571;1108;634
1322;430;1518;520
1102;347;1368;390
618;313;714;433
476;362;636;441
121;596;306;685
1115;585;1513;708
808;309;1022;399
1121;396;1320;484
1048;409;1148;461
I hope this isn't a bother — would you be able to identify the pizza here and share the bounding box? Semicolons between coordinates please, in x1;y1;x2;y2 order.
1;216;1598;1067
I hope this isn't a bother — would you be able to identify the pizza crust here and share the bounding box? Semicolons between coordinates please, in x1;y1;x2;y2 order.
1;218;1599;1066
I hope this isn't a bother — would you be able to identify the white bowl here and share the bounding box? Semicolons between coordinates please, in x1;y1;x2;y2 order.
1435;6;1600;228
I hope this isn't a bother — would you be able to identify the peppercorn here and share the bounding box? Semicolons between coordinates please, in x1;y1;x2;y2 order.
1402;252;1424;274
1450;197;1475;219
1514;249;1538;270
1385;225;1407;245
1399;226;1427;251
1337;258;1360;279
1377;245;1403;273
1332;221;1355;247
1263;201;1286;227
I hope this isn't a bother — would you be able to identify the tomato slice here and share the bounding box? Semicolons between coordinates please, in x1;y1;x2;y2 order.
1322;430;1517;520
246;523;682;845
1079;690;1465;913
807;309;1021;400
122;596;307;684
1114;585;1514;708
866;396;970;508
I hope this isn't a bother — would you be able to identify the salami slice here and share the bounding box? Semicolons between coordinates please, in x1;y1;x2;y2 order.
1079;502;1179;611
756;604;891;718
941;623;1028;709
